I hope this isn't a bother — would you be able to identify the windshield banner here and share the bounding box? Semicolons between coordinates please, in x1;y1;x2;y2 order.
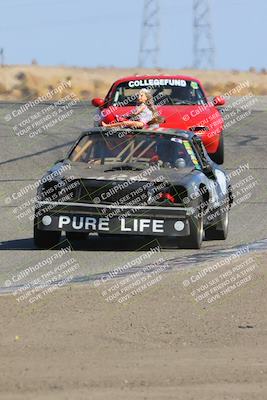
128;79;187;88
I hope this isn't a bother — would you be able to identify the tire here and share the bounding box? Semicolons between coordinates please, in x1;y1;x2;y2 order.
205;205;229;240
66;231;88;241
210;134;224;165
34;223;61;249
181;214;204;249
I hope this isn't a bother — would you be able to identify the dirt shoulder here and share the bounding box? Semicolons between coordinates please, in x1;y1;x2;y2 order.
0;251;266;400
0;65;267;101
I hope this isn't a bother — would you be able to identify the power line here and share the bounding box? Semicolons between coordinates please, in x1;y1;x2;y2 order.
138;0;160;68
193;0;215;69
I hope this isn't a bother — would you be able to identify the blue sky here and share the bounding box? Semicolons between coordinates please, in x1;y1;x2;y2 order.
0;0;266;70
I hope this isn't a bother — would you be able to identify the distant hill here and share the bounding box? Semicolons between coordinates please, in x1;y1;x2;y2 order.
0;65;266;101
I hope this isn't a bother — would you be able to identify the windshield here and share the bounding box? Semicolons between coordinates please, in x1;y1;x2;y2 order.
68;132;200;170
109;79;207;107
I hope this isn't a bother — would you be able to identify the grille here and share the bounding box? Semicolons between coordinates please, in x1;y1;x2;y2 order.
77;180;167;206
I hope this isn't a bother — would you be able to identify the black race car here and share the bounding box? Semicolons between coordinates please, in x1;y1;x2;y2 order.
33;128;232;249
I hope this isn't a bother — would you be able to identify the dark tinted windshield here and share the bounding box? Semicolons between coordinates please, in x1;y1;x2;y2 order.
69;132;200;170
109;79;207;106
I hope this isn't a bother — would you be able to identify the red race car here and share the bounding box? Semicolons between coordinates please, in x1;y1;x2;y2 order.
92;75;225;164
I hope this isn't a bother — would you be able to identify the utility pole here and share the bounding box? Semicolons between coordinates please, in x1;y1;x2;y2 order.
193;0;215;69
0;48;4;67
138;0;160;68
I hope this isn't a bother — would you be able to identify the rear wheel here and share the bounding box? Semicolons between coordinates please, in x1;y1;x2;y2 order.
210;133;224;165
34;222;61;249
66;231;88;241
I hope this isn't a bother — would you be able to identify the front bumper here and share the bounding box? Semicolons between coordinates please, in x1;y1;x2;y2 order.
35;201;193;237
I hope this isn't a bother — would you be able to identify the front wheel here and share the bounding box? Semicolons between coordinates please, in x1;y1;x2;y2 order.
205;205;229;240
210;133;224;165
181;214;204;249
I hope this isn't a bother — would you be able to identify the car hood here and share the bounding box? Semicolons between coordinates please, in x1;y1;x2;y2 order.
49;161;197;186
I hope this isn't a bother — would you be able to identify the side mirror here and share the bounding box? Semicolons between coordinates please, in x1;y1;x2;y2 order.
91;98;105;108
213;96;225;107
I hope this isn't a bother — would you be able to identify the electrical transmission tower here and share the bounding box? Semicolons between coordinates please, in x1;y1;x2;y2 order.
193;0;215;69
0;48;4;67
138;0;160;68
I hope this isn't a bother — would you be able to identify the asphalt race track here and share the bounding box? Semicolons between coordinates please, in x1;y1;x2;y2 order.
0;98;266;291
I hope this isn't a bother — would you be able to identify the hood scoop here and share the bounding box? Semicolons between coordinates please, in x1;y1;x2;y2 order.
104;164;144;172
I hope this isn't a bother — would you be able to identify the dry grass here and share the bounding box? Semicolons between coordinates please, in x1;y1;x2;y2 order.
0;65;267;101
